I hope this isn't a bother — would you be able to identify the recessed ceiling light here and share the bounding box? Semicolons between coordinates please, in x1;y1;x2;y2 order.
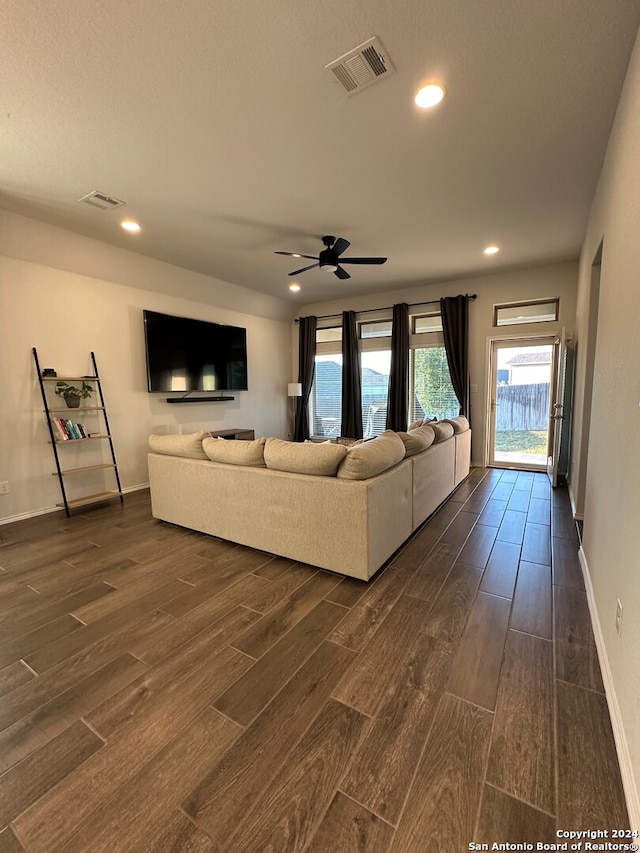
414;84;445;109
483;245;500;255
121;220;141;233
292;254;301;258
289;283;301;292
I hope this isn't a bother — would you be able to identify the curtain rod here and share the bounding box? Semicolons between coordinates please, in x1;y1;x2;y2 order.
294;293;477;323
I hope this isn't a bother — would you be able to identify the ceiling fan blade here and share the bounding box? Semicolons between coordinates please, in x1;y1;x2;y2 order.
332;237;350;257
275;252;319;260
334;266;351;280
339;257;387;265
289;263;319;276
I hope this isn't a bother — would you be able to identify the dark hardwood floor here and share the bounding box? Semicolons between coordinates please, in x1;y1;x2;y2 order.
0;468;628;852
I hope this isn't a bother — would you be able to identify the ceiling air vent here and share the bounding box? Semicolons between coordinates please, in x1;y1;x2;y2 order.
77;190;125;211
325;37;395;95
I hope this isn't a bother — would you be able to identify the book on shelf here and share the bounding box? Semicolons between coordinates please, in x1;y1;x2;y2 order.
52;417;89;440
53;417;69;440
68;420;82;439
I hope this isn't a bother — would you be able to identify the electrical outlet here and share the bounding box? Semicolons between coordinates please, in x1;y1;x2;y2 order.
616;599;623;636
0;481;9;495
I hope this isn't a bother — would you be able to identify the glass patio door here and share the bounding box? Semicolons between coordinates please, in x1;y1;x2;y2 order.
488;337;555;471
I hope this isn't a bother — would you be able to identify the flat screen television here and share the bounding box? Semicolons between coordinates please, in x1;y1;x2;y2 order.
143;310;248;392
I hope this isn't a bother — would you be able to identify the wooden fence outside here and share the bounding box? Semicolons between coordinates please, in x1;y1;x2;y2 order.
496;383;550;431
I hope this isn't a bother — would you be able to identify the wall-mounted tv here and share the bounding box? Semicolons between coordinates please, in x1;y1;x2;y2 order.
143;310;248;393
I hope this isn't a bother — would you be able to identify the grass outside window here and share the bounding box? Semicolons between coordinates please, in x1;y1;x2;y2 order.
495;430;548;455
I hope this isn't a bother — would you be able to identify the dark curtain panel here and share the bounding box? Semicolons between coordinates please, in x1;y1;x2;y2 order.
386;303;409;432
294;315;317;441
341;310;363;439
440;295;470;417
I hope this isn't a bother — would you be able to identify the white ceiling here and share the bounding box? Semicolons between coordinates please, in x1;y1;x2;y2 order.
2;0;639;304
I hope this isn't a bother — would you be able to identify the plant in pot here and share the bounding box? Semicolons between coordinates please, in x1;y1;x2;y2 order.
55;381;94;409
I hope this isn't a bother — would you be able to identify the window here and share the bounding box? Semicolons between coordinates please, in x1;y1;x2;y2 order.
311;325;342;437
410;346;459;422
308;305;460;436
361;349;391;438
360;318;392;437
311;319;392;439
360;320;393;339
412;313;443;333
494;299;559;327
409;309;458;422
316;327;342;343
312;354;342;437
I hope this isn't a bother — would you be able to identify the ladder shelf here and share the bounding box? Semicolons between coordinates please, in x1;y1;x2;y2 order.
33;348;124;517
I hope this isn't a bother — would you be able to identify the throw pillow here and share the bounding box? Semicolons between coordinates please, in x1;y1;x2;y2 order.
148;431;209;459
336;429;406;480
442;416;470;434
431;421;455;442
264;438;347;476
409;416;437;430
202;436;266;467
397;423;436;456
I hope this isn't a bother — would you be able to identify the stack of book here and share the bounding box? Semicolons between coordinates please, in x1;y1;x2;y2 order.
52;417;91;441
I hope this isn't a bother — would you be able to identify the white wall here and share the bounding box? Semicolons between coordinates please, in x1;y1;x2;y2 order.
296;260;578;465
0;210;294;522
571;26;640;824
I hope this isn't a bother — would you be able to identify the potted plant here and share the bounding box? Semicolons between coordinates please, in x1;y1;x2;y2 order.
55;381;94;409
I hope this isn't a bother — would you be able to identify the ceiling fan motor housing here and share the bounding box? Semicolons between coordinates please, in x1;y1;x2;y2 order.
319;248;338;271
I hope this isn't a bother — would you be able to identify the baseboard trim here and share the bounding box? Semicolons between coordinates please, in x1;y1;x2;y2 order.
0;504;60;526
567;481;584;521
122;483;150;495
579;545;639;829
0;483;150;527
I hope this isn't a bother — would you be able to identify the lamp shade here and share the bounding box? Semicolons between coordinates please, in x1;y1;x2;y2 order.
287;382;302;397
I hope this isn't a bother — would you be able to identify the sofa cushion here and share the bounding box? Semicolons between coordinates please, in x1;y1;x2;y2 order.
431;421;455;442
337;430;406;480
202;435;266;467
264;438;347;476
397;424;436;457
442;416;470;434
409;416;438;431
148;431;209;459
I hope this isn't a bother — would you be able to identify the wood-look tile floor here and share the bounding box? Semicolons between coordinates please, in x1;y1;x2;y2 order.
0;468;628;852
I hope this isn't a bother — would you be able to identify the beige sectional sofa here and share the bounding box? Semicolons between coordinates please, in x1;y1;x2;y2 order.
147;418;471;581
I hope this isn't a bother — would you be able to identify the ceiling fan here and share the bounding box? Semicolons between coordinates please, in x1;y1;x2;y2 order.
275;235;387;280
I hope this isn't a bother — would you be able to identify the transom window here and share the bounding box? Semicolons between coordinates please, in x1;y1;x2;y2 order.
412;313;443;334
360;320;393;339
494;299;559;327
316;327;342;343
